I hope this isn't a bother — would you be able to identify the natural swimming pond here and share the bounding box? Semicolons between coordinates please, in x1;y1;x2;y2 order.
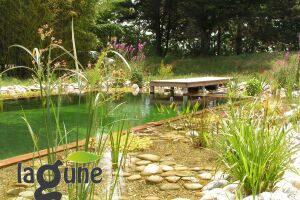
0;93;178;159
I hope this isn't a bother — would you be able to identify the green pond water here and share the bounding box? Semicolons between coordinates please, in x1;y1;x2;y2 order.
0;93;177;160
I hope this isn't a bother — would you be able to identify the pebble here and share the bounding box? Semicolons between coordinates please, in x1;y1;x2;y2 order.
165;176;181;183
159;183;181;191
127;174;142;181
183;183;203;190
137;154;161;162
146;175;164;184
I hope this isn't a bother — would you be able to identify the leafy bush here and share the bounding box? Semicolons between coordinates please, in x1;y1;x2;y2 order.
246;77;263;96
218;101;295;196
158;60;173;78
130;69;143;87
274;67;296;89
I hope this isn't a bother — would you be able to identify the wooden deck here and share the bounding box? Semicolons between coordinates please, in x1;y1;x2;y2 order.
150;77;231;88
150;77;231;102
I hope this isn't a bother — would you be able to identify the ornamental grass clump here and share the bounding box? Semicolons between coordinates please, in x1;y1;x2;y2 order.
219;100;296;196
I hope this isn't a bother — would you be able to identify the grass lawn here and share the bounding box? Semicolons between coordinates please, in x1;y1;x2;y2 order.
143;52;298;83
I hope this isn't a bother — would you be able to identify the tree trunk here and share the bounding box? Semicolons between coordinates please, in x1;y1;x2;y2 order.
235;19;243;55
164;1;172;57
154;0;163;57
201;29;211;55
217;26;222;55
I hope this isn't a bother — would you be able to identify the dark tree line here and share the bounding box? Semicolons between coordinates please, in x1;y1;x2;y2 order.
0;0;299;73
128;0;300;56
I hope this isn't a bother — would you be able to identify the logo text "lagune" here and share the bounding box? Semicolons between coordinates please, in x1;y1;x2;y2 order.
18;160;102;200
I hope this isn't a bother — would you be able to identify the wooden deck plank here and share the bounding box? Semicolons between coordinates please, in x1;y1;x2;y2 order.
150;77;231;88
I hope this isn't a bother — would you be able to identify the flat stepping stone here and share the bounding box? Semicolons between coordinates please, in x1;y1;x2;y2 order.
190;167;202;171
19;191;34;199
160;183;181;191
174;166;189;171
146;175;164;184
135;165;146;172
145;196;160;200
161;165;174;172
161;171;177;177
199;172;212;180
183;183;203;190
127;174;142;181
7;187;25;195
141;164;162;176
136;160;152;166
160;161;176;166
175;171;194;177
182;177;198;182
137;154;161;162
165;176;181;183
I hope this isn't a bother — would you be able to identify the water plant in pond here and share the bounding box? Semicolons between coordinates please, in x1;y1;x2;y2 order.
218;99;297;196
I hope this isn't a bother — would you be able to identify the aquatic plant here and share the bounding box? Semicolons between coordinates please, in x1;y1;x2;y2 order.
218;99;296;196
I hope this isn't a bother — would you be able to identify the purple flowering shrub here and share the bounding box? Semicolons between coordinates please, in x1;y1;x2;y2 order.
111;41;146;62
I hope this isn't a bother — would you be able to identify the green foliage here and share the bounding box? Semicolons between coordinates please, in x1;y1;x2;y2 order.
158;60;173;78
130;68;143;87
218;100;296;196
245;77;263;96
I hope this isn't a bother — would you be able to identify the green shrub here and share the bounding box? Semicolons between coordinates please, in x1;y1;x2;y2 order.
130;69;143;87
246;77;263;96
274;66;297;89
158;60;173;78
218;101;295;196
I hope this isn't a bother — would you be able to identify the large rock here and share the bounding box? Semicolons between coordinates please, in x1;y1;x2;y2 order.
159;183;181;191
202;180;228;191
141;164;162;176
137;154;161;162
201;188;235;200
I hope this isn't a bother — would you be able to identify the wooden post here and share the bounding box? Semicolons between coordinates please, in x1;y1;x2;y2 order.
170;87;175;97
182;87;188;105
150;86;155;94
150;85;155;99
